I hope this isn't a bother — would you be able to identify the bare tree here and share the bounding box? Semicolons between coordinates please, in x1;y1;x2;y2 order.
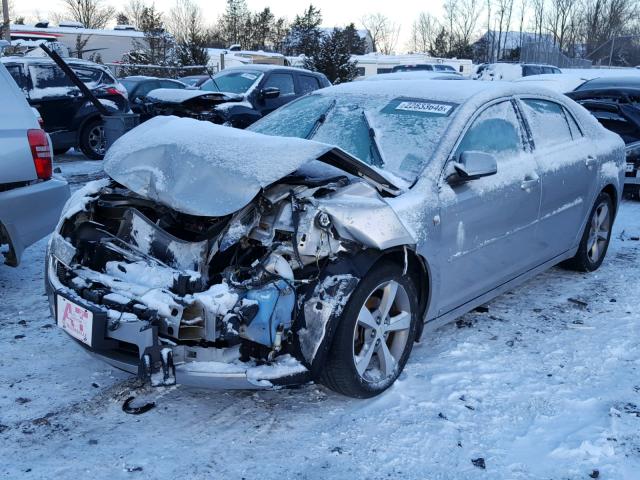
443;0;457;54
545;0;576;50
122;0;148;29
408;12;439;53
57;0;115;29
361;13;400;54
531;0;545;41
456;0;484;46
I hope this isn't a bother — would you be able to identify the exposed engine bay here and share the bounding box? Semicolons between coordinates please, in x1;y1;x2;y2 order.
47;170;413;388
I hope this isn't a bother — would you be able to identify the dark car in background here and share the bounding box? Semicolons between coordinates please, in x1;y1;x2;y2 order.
143;65;331;128
120;76;187;120
178;75;209;88
1;56;129;159
567;76;640;198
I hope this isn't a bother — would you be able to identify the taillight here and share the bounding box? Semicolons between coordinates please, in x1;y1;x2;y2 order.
105;86;124;97
27;129;52;181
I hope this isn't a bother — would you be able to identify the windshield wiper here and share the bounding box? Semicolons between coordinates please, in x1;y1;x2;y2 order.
305;99;336;139
362;110;385;168
204;67;221;92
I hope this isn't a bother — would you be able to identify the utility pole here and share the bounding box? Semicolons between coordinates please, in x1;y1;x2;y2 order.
1;0;10;42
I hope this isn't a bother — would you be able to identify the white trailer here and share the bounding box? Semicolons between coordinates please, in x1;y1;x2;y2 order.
352;53;474;77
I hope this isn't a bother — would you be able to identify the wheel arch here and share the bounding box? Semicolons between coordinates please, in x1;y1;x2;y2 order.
74;113;102;145
601;183;618;215
299;246;432;379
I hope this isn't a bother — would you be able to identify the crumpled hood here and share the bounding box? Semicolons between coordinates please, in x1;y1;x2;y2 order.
103;116;335;217
146;88;243;104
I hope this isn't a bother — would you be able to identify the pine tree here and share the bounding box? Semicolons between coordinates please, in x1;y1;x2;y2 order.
121;6;179;76
304;27;362;84
285;4;322;56
221;0;249;46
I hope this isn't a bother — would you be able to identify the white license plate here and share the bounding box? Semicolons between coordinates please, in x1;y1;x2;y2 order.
57;296;94;346
626;163;635;173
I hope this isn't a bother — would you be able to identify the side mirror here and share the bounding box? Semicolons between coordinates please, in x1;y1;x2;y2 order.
453;151;498;180
260;87;280;100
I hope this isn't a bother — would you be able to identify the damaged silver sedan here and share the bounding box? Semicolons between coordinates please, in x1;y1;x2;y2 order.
46;80;626;397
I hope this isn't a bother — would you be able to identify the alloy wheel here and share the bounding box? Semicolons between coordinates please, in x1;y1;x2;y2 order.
587;201;611;263
87;125;106;157
352;280;412;384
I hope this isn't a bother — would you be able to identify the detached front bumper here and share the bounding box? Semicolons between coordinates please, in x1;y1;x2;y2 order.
45;254;309;390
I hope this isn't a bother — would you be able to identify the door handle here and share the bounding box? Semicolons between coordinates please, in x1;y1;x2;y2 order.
521;178;539;191
586;156;597;168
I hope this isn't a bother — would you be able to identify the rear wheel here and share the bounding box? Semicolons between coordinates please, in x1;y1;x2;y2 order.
79;119;106;160
320;262;420;398
562;192;614;272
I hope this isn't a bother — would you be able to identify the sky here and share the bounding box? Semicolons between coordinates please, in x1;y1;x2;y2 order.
15;0;448;52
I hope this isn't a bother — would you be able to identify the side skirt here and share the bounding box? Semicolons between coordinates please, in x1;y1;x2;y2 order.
423;248;577;335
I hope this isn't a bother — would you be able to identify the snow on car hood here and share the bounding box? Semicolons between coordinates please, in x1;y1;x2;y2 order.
146;89;243;104
103;116;335;217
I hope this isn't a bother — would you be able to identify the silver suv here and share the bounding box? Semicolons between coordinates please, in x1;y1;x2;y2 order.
0;42;70;266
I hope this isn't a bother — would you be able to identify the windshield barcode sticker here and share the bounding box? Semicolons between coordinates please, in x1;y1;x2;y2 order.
396;101;453;115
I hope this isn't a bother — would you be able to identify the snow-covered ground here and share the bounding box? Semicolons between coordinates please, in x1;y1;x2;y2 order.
1;154;639;479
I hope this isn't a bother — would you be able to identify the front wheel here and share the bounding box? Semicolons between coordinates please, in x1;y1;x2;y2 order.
562;192;614;272
79;119;106;160
320;261;420;398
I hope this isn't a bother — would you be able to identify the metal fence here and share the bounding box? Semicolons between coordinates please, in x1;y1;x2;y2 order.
520;41;592;68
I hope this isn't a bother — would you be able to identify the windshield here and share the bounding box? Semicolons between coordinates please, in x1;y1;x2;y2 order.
248;93;457;182
200;70;263;94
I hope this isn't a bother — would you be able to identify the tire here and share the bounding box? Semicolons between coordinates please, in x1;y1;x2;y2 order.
320;261;420;398
562;192;614;272
79;119;106;160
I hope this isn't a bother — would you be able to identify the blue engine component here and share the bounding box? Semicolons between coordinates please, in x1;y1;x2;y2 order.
240;279;295;348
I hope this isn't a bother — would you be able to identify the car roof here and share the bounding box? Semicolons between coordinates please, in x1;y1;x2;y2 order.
122;76;182;82
576;75;640;90
1;55;101;67
320;79;497;101
318;79;572;107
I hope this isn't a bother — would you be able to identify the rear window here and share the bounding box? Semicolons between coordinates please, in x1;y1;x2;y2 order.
521;99;573;148
71;67;104;85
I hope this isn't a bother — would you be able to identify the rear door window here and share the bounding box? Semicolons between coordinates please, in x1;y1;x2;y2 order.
520;99;573;148
522;65;542;76
564;108;583;139
159;80;185;89
298;74;321;94
134;81;160;98
4;64;27;89
29;65;74;89
456;101;525;159
264;73;295;96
